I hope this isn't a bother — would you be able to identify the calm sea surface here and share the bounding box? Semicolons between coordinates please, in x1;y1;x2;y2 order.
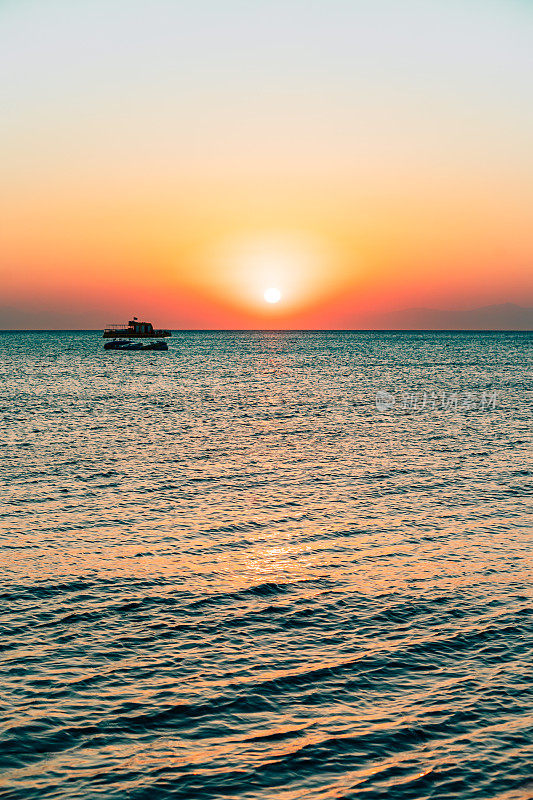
1;331;532;800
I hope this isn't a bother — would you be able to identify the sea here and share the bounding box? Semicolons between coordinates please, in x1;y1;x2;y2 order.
1;330;531;800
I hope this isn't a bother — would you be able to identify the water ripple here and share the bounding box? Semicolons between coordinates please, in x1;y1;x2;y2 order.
0;331;532;799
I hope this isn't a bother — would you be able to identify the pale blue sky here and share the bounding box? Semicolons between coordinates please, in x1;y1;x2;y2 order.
2;0;532;178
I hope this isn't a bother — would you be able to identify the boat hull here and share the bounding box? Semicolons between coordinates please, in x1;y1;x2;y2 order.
103;330;171;338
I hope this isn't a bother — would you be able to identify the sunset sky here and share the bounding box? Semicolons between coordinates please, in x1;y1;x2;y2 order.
1;0;532;328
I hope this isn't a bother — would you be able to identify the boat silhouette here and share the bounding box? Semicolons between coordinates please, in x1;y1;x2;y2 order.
103;318;171;350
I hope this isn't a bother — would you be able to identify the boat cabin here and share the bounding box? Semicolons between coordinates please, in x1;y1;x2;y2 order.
103;317;171;338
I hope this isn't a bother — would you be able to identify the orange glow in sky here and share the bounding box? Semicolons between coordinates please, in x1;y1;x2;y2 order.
1;0;532;328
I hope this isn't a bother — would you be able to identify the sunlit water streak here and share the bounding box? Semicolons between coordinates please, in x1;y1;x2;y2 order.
1;331;531;800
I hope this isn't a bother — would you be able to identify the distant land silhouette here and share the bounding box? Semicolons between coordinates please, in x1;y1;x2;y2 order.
0;302;531;330
364;303;533;331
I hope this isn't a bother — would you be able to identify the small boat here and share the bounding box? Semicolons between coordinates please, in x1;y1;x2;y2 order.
103;318;171;351
104;339;130;350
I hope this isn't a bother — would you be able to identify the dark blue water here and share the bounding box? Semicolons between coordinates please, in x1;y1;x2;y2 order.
1;331;532;799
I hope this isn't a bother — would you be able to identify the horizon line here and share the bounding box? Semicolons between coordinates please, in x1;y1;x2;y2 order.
1;328;531;334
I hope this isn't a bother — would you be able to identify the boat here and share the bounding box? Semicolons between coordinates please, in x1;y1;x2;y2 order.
104;339;130;350
103;318;171;339
103;318;171;351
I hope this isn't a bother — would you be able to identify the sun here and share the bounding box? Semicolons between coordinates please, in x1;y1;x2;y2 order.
264;287;281;304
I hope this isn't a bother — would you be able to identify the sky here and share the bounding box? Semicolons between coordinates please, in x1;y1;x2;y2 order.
1;0;532;328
